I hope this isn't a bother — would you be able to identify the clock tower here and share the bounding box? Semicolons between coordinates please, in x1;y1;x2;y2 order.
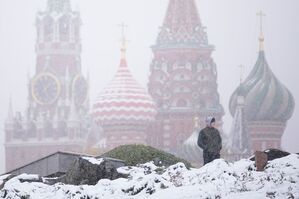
4;0;89;172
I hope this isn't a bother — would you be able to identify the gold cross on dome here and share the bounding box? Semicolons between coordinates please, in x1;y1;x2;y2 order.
256;10;266;51
118;22;129;46
118;22;129;58
256;10;266;35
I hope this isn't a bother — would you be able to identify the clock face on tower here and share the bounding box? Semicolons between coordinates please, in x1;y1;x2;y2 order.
72;75;88;105
31;73;61;105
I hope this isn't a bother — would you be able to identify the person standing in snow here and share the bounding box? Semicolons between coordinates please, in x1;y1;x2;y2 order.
197;117;222;165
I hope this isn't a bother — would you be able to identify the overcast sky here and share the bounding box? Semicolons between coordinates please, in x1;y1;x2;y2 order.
0;0;298;173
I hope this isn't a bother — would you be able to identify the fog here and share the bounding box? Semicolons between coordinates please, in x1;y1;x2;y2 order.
0;0;298;173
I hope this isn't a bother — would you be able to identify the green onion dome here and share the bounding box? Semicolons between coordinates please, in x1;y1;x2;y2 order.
229;51;295;122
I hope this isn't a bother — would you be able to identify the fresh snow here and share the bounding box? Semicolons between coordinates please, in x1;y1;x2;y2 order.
82;157;104;165
1;154;299;199
0;174;10;186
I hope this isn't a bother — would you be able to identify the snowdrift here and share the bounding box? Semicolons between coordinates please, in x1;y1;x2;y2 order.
1;154;298;199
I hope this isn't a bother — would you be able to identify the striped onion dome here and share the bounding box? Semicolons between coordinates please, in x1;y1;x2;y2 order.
229;50;295;122
92;54;157;126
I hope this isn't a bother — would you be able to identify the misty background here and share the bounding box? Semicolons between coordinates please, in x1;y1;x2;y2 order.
0;0;298;173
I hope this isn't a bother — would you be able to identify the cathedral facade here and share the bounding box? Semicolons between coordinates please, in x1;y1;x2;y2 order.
4;0;89;172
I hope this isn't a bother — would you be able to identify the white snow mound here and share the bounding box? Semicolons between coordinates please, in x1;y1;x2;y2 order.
1;154;299;199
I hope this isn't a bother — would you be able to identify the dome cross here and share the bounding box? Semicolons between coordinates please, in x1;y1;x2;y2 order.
118;22;129;59
257;10;266;51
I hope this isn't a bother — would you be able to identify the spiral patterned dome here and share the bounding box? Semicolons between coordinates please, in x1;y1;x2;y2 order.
92;57;157;125
229;51;295;122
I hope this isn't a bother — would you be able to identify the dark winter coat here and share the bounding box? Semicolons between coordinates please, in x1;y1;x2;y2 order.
197;127;222;153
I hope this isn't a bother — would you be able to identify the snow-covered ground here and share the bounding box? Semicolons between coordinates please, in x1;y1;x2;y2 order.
1;154;298;199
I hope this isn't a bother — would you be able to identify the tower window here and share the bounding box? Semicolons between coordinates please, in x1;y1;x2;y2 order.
44;17;54;42
59;16;70;41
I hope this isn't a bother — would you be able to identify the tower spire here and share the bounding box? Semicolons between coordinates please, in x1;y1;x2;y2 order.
156;0;209;48
6;95;14;123
47;0;71;13
257;10;266;51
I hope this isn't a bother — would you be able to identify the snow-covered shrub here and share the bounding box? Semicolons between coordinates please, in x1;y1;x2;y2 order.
101;144;191;168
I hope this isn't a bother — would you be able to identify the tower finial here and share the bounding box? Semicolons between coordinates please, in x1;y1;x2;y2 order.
119;22;128;59
6;94;14;122
257;10;266;51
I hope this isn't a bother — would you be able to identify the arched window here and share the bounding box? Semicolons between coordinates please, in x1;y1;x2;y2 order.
59;16;70;41
173;62;178;70
197;62;203;71
186;62;192;70
44;16;54;42
58;120;67;137
72;18;80;42
153;60;160;70
161;62;167;72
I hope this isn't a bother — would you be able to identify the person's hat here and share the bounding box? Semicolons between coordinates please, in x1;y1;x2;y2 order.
205;116;216;126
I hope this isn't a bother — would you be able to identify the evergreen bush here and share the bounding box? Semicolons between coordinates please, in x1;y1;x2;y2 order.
101;144;191;168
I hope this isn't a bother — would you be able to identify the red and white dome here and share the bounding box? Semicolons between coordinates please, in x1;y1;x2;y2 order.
93;57;157;125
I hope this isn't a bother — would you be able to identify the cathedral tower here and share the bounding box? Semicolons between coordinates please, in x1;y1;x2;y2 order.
4;0;89;171
229;12;295;151
147;0;224;154
92;27;156;151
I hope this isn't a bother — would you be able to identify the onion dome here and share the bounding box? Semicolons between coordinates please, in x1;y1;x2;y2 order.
92;42;157;126
229;29;295;123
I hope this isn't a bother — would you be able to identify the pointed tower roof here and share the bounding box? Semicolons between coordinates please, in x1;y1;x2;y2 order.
6;96;14;123
155;0;211;49
229;12;295;122
229;95;251;155
47;0;71;13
